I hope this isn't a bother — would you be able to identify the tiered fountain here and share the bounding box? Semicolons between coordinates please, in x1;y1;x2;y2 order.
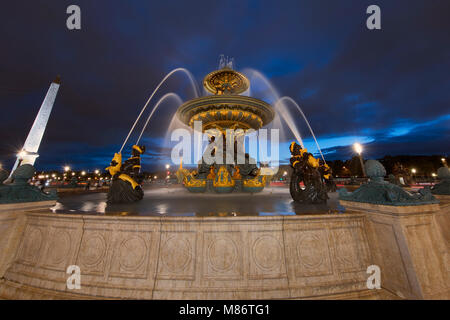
176;64;275;193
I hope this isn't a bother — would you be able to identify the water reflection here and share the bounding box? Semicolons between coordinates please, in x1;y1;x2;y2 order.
259;212;295;216
51;187;343;217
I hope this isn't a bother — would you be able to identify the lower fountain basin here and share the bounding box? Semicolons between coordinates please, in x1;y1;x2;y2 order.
50;185;342;216
0;187;447;300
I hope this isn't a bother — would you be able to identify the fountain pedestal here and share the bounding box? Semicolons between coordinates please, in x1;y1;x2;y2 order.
339;160;449;299
343;201;449;299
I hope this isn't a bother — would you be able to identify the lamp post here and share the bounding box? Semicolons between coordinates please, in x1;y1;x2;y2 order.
411;168;417;183
442;158;447;168
353;143;366;177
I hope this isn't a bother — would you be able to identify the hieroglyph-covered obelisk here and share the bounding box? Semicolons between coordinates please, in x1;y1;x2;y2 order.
10;76;60;175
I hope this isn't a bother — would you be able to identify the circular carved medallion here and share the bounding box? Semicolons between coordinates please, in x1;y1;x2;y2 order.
208;237;238;272
161;237;191;273
118;236;147;271
79;234;106;267
252;235;282;271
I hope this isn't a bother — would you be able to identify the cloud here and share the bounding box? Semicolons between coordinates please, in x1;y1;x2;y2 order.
0;0;448;171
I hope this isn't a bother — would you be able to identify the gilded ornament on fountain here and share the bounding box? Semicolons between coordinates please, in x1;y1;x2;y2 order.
177;67;274;133
176;64;274;193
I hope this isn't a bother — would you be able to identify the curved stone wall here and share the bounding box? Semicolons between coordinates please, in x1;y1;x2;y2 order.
0;212;373;299
1;200;448;300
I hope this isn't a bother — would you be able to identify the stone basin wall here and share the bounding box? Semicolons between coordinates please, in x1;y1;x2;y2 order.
0;199;448;300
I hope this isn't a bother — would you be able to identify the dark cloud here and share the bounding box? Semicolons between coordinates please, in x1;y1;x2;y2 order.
0;0;448;171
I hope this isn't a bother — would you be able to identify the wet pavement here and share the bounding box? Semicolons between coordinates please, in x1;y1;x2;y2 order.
50;186;345;217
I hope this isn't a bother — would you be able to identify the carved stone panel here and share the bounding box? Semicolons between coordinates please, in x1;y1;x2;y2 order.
248;232;286;279
202;231;243;280
109;231;151;279
371;221;411;295
331;227;367;273
42;227;75;271
17;224;47;266
157;231;196;280
77;229;110;276
292;229;333;277
405;223;448;296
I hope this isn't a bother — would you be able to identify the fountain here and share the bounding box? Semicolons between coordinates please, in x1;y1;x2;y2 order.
176;65;275;193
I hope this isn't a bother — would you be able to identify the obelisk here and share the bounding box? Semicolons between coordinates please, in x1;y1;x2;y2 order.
9;76;60;176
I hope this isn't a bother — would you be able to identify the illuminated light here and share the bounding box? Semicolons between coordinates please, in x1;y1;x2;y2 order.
72;172;75;176
432;173;437;177
411;168;417;174
45;175;49;178
154;176;157;179
64;166;70;172
442;158;446;162
94;169;100;174
81;171;86;176
283;171;287;176
18;150;27;158
51;174;56;178
353;143;363;155
165;164;170;169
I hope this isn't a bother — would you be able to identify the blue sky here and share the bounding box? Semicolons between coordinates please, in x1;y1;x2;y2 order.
0;0;449;171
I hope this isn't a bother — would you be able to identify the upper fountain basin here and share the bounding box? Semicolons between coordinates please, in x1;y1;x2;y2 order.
177;95;275;131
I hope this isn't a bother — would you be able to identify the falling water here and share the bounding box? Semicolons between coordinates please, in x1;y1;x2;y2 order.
242;68;305;148
119;68;199;153
243;68;326;162
276;96;326;163
273;100;305;149
164;113;192;143
136;93;183;144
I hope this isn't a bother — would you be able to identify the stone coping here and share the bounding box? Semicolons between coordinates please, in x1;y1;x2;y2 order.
0;201;57;213
340;200;440;215
24;210;365;222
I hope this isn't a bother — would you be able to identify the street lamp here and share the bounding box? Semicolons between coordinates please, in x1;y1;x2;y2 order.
94;169;100;174
442;158;448;168
411;168;417;183
17;150;27;158
165;164;170;170
64;166;70;172
353;143;366;177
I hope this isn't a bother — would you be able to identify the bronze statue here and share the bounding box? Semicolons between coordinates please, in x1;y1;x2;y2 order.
289;142;329;204
106;145;145;204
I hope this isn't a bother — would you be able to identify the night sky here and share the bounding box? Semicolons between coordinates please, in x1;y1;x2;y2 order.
0;0;449;172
